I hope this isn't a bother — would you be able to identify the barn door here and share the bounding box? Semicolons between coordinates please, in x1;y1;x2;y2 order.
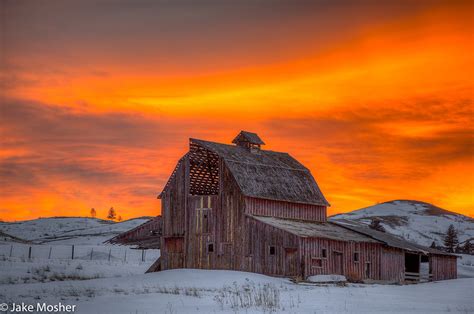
333;252;343;275
284;248;298;277
164;237;184;269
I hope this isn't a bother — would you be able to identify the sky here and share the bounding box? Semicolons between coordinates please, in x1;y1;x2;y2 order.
1;0;473;221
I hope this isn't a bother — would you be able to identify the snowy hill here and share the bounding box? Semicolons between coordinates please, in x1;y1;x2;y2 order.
330;200;474;247
0;217;152;245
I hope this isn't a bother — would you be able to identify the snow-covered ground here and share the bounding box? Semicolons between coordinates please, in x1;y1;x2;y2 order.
458;254;474;278
1;268;472;314
331;200;474;247
1;215;473;313
0;217;150;245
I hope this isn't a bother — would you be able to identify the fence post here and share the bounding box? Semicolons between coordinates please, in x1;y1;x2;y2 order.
48;247;52;259
108;248;112;262
9;245;13;258
141;249;145;262
28;246;32;259
71;245;75;260
90;248;94;260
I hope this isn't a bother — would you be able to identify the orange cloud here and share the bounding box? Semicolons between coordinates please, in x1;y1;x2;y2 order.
1;1;473;220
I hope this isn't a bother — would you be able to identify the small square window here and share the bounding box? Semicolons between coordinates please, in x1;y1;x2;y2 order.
269;246;276;255
354;252;359;262
207;243;214;253
312;258;323;268
322;249;327;258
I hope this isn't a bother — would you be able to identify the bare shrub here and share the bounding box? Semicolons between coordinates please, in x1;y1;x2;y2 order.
214;280;281;312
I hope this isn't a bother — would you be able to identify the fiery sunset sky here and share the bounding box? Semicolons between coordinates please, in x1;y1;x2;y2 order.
1;0;473;221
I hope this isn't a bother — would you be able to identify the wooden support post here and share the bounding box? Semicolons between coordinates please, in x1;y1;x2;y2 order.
418;254;421;281
142;249;145;262
90;248;94;260
71;245;75;260
108;248;112;262
9;245;13;257
28;246;32;259
48;246;52;259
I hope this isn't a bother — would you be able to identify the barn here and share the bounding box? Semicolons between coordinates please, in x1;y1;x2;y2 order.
153;131;456;283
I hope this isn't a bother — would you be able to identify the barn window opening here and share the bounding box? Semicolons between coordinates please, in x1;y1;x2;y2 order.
354;252;359;262
207;243;214;253
189;141;219;195
322;248;327;258
311;258;323;268
269;246;276;255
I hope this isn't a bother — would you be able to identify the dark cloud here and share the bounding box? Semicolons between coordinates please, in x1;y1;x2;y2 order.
2;0;436;77
0;99;190;199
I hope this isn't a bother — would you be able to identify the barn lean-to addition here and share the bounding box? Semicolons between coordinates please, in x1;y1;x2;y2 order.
152;131;457;283
107;216;162;249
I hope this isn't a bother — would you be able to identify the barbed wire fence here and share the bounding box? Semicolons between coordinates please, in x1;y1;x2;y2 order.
0;243;159;263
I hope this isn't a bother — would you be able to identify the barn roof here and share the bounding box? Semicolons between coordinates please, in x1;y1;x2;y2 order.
250;215;378;242
332;220;454;256
232;131;265;145
190;138;330;206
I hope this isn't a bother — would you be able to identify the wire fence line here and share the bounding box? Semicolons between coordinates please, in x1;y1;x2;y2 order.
0;243;160;263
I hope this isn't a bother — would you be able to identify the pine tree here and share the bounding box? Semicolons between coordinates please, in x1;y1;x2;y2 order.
90;208;96;218
118;215;122;222
107;207;116;220
443;224;459;253
430;241;436;249
369;218;385;232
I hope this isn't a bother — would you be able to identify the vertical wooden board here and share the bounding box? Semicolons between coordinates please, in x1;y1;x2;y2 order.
430;255;457;281
242;216;299;277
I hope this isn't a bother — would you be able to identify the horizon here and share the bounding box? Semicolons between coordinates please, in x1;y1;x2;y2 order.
1;198;471;223
1;0;473;220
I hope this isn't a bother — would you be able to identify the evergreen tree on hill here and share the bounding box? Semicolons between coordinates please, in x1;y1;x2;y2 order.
443;224;459;253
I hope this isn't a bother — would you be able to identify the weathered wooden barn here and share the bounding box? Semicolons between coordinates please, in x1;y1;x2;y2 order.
154;131;457;283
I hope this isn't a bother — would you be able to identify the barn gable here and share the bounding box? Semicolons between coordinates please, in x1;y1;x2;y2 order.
190;138;329;206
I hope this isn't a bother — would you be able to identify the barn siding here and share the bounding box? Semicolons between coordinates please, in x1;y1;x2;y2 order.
243;216;300;276
217;160;247;270
161;160;186;237
380;247;405;282
300;238;386;281
185;195;219;269
430;255;457;281
245;197;326;222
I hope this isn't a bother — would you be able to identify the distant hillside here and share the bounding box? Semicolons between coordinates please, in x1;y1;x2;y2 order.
0;217;152;245
330;200;474;247
0;231;30;244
